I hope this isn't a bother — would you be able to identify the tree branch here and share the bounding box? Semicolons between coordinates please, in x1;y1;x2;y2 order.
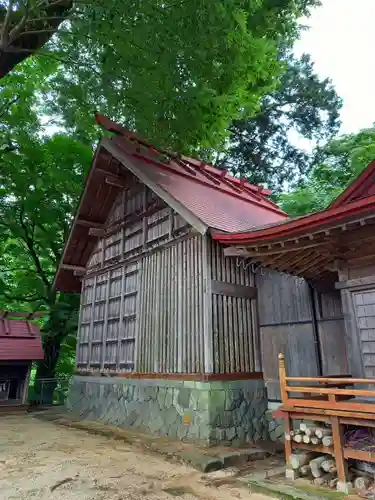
0;0;16;46
18;204;52;291
0;95;19;118
7;0;30;46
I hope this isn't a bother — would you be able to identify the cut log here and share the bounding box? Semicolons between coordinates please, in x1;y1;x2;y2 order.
322;436;333;447
300;465;311;476
285;432;291;441
310;455;331;478
354;476;372;491
311;437;321;445
314;472;336;486
305;426;317;437
303;435;311;444
321;459;336;473
315;427;332;439
293;434;303;443
300;422;317;432
350;467;373;478
329;477;338;489
290;452;316;470
290;429;301;437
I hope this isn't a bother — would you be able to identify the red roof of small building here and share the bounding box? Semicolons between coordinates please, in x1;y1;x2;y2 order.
0;312;44;361
54;115;287;292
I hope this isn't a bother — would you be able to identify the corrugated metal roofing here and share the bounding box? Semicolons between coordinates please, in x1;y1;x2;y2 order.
0;319;44;361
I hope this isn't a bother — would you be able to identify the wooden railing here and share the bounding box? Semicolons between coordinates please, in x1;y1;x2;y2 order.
279;353;375;414
277;353;375;492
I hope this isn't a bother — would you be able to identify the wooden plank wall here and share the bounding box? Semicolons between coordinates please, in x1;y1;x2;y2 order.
257;269;346;400
208;241;260;373
256;269;317;400
315;289;348;376
77;171;194;373
136;235;208;373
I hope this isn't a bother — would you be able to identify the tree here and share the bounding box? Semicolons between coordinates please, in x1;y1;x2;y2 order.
278;126;375;216
44;0;320;153
221;51;342;191
0;0;72;79
0;61;92;399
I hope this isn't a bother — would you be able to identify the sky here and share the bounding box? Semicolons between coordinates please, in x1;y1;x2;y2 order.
294;0;375;135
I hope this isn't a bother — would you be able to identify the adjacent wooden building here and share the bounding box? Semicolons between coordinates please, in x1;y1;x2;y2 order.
0;311;44;407
55;114;375;444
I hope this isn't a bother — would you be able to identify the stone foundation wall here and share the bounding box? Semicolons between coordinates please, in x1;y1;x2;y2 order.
67;376;268;446
265;410;284;442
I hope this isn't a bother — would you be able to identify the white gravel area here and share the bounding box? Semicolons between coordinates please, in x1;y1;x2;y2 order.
0;414;273;500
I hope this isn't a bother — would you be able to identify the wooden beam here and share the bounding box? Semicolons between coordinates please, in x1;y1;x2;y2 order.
88;227;106;237
60;264;86;272
73;269;85;277
211;280;256;299
223;246;250;257
76;219;104;229
105;175;127;188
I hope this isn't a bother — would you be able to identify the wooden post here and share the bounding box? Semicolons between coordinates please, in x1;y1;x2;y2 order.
331;416;350;492
279;353;288;405
284;412;293;467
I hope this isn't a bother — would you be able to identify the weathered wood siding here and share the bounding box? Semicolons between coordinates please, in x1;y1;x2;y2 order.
136;235;209;373
76;170;210;373
315;289;347;376
256;270;316;400
257;270;345;400
208;241;259;373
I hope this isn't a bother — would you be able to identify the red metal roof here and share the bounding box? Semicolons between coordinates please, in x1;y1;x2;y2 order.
54;115;287;292
110;134;286;232
329;159;375;209
0;314;44;361
212;158;375;246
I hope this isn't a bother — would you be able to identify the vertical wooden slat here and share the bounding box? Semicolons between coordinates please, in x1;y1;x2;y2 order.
186;239;191;372
172;244;178;372
177;241;183;372
100;271;111;370
227;295;235;372
202;236;212;373
191;238;197;372
239;297;248;372
88;275;97;370
233;297;240;371
133;263;143;372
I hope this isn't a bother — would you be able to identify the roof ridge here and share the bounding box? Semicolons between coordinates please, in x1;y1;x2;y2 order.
94;113;274;199
112;135;285;216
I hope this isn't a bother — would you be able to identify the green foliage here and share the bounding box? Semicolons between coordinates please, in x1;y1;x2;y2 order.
45;0;320;153
0;59;92;383
221;51;342;191
279;126;375;216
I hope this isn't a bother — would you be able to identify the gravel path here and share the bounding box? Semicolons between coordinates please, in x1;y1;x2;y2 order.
0;414;272;500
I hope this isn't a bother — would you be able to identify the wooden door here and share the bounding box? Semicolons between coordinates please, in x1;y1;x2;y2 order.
353;289;375;378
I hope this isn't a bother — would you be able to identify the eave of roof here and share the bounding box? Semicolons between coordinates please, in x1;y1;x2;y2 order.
212;194;375;245
329;159;375;209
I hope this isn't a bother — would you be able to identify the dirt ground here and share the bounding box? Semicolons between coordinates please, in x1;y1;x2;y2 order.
0;414;274;500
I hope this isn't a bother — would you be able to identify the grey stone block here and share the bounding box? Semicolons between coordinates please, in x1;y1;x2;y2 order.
68;376;268;446
180;452;223;473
